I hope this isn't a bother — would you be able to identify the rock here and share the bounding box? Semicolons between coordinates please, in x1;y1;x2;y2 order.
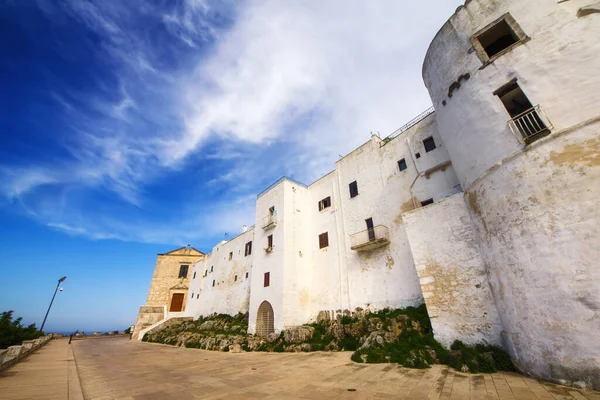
229;343;242;353
267;333;279;343
331;323;345;340
461;364;470;373
360;331;385;349
345;322;364;338
360;354;368;363
283;326;315;344
317;311;331;323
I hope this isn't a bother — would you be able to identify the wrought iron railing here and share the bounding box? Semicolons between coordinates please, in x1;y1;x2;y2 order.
508;105;552;143
350;225;390;250
262;214;277;230
383;107;436;144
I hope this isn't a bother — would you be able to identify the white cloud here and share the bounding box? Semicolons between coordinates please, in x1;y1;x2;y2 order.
2;0;463;245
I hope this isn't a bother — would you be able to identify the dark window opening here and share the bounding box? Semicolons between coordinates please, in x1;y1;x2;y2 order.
477;19;519;58
319;232;329;249
397;159;407;171
318;196;332;211
228;252;233;261
365;218;375;241
349;181;359;198
193;271;196;279
415;152;421;159
266;234;273;251
235;275;238;282
178;265;189;278
421;198;434;207
269;206;275;216
197;294;199;299
497;82;534;118
210;266;214;272
212;280;215;287
245;272;249;278
245;241;253;256
423;137;437;153
496;82;548;141
264;272;270;287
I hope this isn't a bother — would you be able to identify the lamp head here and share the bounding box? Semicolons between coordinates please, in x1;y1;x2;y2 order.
58;276;67;283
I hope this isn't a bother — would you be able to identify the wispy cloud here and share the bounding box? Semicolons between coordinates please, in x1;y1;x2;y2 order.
1;0;462;246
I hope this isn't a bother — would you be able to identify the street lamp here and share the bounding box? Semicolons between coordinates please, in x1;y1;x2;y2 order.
40;276;67;333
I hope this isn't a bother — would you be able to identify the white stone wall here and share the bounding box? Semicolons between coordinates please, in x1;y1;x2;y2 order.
404;194;503;348
186;230;253;318
423;0;600;388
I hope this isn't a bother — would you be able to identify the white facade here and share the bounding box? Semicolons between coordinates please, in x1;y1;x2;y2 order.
172;0;599;389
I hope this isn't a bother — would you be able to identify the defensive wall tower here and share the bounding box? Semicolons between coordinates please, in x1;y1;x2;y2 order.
422;0;600;388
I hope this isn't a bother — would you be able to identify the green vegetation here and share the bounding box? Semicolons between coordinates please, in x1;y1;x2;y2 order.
0;311;44;349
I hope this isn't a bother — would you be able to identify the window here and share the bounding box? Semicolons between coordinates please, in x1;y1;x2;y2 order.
349;181;359;198
365;218;375;241
423;137;436;153
415;152;421;159
204;270;207;277
245;272;249;279
245;241;253;256
229;252;233;261
197;294;199;299
212;280;215;287
178;265;189;278
472;14;527;63
235;275;238;282
264;272;270;287
267;234;273;249
193;271;196;279
421;198;434;207
269;206;275;216
319;232;329;249
210;266;214;272
398;159;407;172
318;196;332;211
495;81;534;118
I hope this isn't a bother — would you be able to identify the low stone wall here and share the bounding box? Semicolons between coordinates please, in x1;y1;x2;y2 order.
0;335;53;371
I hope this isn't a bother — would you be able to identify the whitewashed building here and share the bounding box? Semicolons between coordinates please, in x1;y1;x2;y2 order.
138;0;600;390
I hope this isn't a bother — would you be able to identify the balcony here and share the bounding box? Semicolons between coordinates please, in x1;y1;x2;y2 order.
350;225;390;251
262;214;277;230
508;105;553;144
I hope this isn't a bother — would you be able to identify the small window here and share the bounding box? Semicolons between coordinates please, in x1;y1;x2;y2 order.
178;265;189;278
264;272;270;287
421;198;434;207
204;270;207;277
318;196;332;211
349;181;359;198
423;137;436;153
196;294;199;299
415;152;421;159
193;271;196;279
210;266;214;272
235;275;238;282
267;234;273;248
212;280;215;287
245;272;249;279
245;241;253;256
477;19;518;58
191;292;194;298
229;252;233;261
398;159;407;172
319;232;329;249
269;206;275;216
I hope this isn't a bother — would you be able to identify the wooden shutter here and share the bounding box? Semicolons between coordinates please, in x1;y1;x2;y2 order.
264;272;270;287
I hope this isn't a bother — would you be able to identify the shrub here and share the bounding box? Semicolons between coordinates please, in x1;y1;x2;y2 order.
0;311;43;349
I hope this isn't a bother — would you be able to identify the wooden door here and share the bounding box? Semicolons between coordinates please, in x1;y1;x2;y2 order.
170;293;184;312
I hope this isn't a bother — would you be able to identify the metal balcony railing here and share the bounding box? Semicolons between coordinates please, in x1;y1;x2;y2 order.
508;105;552;143
350;225;390;251
262;214;277;230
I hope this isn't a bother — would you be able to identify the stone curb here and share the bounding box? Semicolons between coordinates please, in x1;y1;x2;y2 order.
68;342;85;400
0;335;53;371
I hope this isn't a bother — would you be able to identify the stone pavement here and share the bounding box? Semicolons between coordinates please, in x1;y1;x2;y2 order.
0;338;83;400
69;337;600;400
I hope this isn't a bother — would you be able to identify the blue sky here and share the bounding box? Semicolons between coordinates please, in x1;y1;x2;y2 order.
0;0;462;333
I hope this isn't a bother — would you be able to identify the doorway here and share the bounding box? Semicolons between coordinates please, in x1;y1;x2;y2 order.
366;218;375;241
256;301;274;337
170;293;184;312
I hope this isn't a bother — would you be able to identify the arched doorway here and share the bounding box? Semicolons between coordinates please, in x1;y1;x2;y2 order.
256;301;274;337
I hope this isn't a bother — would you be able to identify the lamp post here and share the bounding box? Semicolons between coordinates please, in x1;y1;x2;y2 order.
40;276;67;333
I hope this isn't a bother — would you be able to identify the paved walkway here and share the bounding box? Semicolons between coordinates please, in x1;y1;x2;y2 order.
69;337;600;400
0;338;83;400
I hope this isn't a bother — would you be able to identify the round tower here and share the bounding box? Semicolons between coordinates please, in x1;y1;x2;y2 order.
423;0;600;389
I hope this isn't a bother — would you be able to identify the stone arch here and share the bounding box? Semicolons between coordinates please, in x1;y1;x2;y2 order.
256;301;274;337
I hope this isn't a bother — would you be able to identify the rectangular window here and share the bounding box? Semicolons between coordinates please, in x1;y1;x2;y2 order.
318;196;332;211
210;266;214;272
423;137;436;153
415;152;421;159
235;275;238;282
477;19;518;58
421;198;434;207
319;232;329;249
365;218;375;241
495;81;549;142
197;294;199;299
264;272;270;287
245;241;253;256
229;252;233;261
267;234;273;248
245;272;249;278
178;265;189;278
397;158;407;171
269;206;275;216
193;271;196;279
212;279;215;287
349;181;359;198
